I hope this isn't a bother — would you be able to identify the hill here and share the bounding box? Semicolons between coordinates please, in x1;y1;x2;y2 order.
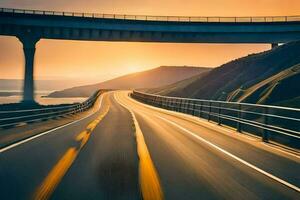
149;41;300;108
228;63;300;105
48;66;209;97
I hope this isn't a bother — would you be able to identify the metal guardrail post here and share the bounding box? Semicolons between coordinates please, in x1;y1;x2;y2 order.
168;98;171;110
166;98;169;109
179;99;182;112
208;101;212;121
262;107;269;142
199;101;203;118
172;99;175;111
154;96;158;107
159;98;162;107
237;104;242;132
218;102;221;125
192;101;196;116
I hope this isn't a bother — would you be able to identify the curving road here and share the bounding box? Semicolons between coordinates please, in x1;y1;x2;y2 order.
0;91;299;200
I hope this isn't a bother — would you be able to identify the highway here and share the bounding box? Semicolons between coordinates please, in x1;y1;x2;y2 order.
0;91;299;200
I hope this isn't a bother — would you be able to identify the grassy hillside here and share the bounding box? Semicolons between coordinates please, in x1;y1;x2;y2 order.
151;41;300;108
146;71;210;95
228;64;300;105
48;66;209;97
260;71;300;107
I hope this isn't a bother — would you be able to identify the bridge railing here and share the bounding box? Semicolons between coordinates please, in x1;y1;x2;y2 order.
0;90;102;128
1;7;300;23
131;91;300;149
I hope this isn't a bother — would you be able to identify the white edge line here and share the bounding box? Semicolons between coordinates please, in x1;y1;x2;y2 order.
114;93;138;125
262;143;300;159
0;94;104;154
128;93;300;159
156;115;300;193
114;93;131;113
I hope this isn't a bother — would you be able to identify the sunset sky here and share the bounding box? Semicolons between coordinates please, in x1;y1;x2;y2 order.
0;0;300;85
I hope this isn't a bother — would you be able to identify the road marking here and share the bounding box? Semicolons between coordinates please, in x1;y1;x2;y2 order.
34;147;77;200
114;93;164;200
157;115;300;193
34;103;110;200
125;92;300;160
0;94;104;154
262;143;300;160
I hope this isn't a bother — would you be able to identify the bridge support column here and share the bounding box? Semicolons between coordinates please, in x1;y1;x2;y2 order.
18;36;40;104
271;43;278;49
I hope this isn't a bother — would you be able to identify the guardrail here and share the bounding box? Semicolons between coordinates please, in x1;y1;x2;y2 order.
131;91;300;149
0;90;101;128
1;7;300;23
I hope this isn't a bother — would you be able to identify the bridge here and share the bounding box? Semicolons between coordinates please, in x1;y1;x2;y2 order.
1;8;300;103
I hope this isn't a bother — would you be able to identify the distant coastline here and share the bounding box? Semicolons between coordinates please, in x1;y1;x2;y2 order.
0;91;21;97
0;90;87;105
0;90;53;97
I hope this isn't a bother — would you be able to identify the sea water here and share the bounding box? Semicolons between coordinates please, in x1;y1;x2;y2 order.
0;90;87;105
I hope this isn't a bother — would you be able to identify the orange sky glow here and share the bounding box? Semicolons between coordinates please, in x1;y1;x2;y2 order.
0;0;299;84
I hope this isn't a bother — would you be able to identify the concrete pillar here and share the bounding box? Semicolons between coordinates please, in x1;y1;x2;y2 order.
18;36;40;104
271;43;278;49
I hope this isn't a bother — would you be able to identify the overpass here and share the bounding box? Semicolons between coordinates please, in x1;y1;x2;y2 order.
1;8;300;103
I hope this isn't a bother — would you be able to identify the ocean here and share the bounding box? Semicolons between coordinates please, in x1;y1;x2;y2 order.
0;90;87;105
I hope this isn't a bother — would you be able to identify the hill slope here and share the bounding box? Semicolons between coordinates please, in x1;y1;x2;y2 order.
150;41;300;107
228;63;300;105
48;66;209;97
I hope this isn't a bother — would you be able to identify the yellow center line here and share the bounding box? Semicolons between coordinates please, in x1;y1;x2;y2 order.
33;100;110;200
114;92;164;200
75;130;87;141
34;147;78;200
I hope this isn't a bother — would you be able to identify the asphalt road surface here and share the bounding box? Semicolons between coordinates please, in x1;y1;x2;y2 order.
0;91;299;200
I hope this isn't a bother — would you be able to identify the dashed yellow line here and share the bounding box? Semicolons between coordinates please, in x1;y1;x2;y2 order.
34;103;110;200
33;147;78;200
114;92;164;200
